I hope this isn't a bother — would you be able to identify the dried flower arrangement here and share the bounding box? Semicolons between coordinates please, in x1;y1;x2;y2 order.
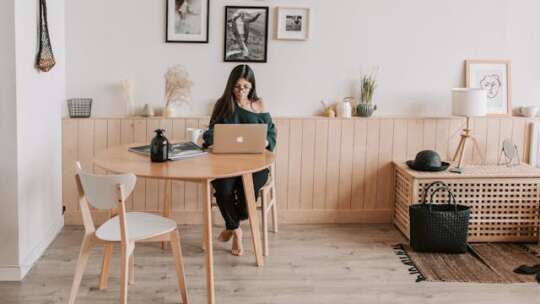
164;65;194;107
360;73;377;104
121;80;134;116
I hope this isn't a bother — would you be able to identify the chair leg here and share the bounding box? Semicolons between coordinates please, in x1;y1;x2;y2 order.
120;243;130;304
129;253;135;285
68;234;94;304
99;242;113;290
170;230;190;304
271;200;278;233
261;194;269;257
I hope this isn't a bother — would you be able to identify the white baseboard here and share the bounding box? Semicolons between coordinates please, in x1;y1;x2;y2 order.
0;216;64;281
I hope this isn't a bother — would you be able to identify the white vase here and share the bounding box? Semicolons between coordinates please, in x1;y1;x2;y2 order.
163;104;176;118
337;100;352;118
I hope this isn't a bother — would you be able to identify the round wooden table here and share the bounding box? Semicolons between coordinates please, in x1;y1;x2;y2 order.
94;145;275;304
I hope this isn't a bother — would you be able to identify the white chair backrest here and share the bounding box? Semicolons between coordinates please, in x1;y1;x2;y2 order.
75;162;136;210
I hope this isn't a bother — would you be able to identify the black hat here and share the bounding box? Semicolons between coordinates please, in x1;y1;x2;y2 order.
406;150;449;172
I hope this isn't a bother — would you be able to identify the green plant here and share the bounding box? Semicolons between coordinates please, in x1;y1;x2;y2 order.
360;73;377;104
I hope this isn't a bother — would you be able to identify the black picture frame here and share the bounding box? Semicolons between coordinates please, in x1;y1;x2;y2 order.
165;0;210;43
224;6;269;63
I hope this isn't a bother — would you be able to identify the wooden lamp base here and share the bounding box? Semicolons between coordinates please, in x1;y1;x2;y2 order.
451;117;486;173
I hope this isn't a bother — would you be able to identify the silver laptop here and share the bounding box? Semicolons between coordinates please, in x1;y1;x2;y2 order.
213;124;267;154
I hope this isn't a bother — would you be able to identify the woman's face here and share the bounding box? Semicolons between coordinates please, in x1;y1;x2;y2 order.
233;78;252;101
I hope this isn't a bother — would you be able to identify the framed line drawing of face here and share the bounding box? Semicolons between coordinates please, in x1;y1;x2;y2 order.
466;60;512;116
166;0;209;43
224;6;269;63
276;7;310;40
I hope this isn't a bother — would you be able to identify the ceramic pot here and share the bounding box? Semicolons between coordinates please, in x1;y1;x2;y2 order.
357;103;377;117
163;104;176;118
142;104;154;117
337;100;352;118
519;105;538;118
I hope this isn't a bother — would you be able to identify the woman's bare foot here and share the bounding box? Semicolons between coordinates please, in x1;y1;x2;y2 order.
217;229;233;242
231;228;244;256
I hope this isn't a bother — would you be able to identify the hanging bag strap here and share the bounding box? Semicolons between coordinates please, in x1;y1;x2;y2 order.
420;181;447;204
428;185;458;212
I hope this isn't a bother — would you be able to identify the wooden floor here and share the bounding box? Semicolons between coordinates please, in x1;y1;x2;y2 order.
1;224;538;304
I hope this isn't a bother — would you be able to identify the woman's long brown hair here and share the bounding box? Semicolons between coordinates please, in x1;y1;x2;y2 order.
209;64;259;127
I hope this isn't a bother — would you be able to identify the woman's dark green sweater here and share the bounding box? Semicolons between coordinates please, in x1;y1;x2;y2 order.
203;104;277;152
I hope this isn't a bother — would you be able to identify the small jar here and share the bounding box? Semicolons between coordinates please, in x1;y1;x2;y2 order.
150;129;169;162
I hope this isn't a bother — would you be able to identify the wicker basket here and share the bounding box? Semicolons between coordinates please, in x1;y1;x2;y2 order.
67;98;92;118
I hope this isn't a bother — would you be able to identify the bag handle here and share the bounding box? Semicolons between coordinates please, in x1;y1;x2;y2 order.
428;186;458;212
420;181;447;204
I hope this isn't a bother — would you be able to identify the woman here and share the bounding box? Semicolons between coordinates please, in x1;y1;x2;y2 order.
203;64;276;256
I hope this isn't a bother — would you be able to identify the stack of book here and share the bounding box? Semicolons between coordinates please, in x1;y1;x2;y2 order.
128;142;207;160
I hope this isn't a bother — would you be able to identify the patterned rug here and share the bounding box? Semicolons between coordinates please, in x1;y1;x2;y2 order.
394;243;540;283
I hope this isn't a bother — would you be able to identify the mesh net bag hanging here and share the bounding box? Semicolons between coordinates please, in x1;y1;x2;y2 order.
35;0;56;72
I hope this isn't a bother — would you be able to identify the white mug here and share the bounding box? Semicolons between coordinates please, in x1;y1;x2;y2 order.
187;128;204;145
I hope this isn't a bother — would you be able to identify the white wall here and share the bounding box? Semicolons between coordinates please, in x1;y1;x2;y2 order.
0;0;65;281
66;0;540;117
0;0;20;279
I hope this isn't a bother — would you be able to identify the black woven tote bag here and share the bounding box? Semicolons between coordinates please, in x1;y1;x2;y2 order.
409;181;471;253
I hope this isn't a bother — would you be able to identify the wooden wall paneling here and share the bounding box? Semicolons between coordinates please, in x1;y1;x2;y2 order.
435;119;450;160
338;120;354;210
363;119;380;209
448;118;464;162
392;119;408;162
287;120;303;210
406;119;423;160
312;120;328;210
485;118;501;164
512;118;526;162
299;119;316;210
132;119;147;211
120;119;134;145
62;120;78;219
184;119;199;210
274;119;290;211
351;120;368;210
145;119;160;211
325;120;342;210
471;117;487;164
171;119;187;211
107;119;121;148
93;120;108;174
422;119;436;151
376;119;394;210
77;120;94;173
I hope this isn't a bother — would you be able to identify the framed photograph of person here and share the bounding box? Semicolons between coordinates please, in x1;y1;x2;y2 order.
465;60;512;116
276;7;311;40
166;0;209;43
224;6;269;63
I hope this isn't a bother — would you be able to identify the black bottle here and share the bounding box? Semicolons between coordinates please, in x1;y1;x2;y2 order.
150;129;169;162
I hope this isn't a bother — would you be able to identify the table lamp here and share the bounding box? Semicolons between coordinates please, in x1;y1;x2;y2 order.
450;88;488;173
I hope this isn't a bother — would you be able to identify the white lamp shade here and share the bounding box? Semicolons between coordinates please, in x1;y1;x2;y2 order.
452;88;487;117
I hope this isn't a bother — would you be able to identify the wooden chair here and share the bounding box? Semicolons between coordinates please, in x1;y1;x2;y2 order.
208;163;278;256
68;162;189;304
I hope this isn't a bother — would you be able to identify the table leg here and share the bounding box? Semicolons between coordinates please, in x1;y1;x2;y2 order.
202;179;215;304
162;180;172;250
242;173;264;267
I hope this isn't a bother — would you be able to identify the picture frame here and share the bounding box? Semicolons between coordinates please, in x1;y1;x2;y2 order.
166;0;210;43
224;6;269;63
465;60;512;116
276;7;311;41
529;122;540;168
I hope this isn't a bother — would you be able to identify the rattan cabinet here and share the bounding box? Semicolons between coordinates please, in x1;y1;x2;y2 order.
393;162;540;242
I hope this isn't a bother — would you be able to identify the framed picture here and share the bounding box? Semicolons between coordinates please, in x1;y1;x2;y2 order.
465;60;512;116
166;0;209;43
529;122;540;168
224;6;269;63
276;7;310;40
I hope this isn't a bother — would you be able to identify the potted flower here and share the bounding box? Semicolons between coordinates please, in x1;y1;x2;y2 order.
357;72;377;117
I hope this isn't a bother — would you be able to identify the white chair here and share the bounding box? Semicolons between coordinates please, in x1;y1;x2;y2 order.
208;163;278;256
68;162;189;304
